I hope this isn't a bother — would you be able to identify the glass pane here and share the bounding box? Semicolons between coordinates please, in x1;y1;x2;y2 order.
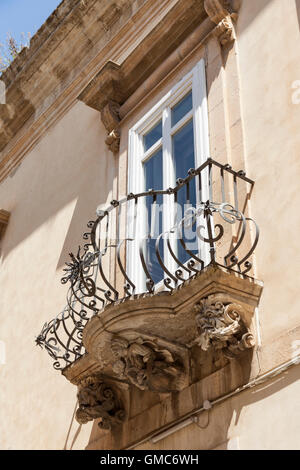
143;120;162;151
172;119;197;263
144;148;164;284
171;91;193;127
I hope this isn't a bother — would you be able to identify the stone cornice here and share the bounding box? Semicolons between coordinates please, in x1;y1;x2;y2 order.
0;209;10;239
0;0;145;169
1;0;83;88
0;0;240;177
204;0;241;45
78;0;208;151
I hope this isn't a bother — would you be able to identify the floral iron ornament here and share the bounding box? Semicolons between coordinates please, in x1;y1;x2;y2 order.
194;294;255;358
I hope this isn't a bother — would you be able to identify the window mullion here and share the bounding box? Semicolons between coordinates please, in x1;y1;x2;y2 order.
192;61;210;265
162;106;176;275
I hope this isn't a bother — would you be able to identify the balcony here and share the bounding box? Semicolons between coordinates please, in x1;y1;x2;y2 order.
36;158;263;431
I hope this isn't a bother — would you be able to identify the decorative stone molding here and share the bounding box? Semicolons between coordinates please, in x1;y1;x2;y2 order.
111;336;185;392
76;375;125;429
0;209;10;239
204;0;228;23
61;266;263;433
0;104;15;149
78;61;123;112
0;0;210;166
214;16;235;46
101;100;121;153
204;0;240;46
194;294;255;358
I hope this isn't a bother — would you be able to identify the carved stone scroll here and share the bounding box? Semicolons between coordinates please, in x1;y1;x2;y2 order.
0;209;10;240
204;0;240;46
0;104;15;148
101;100;120;153
194;294;255;358
76;375;125;429
111;336;186;393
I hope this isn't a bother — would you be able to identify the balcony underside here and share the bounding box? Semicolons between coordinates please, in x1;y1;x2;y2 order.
36;158;263;432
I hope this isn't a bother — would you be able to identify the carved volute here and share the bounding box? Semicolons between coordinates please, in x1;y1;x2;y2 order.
194;294;255;358
76;375;125;430
204;0;241;46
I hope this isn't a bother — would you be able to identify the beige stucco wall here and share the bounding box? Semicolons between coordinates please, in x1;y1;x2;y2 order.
134;363;300;450
0;101;116;449
237;0;300;344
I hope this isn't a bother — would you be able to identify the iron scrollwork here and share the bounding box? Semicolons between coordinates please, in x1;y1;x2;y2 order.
36;158;259;370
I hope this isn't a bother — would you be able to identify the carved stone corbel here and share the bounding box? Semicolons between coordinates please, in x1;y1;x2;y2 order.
214;16;235;46
101;100;120;153
110;336;186;393
194;294;255;358
0;104;15;148
0;209;10;239
204;0;240;46
75;375;125;429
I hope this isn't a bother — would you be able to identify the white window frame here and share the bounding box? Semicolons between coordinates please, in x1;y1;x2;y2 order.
127;59;210;292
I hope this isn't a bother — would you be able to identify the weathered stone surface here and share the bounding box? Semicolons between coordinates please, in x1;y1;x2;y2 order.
204;0;240;45
62;265;263;421
110;336;186;392
76;374;125;429
194;294;255;357
101;100;121;153
0;0;209;160
0;209;10;239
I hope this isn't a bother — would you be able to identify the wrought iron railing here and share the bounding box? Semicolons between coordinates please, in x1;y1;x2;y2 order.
36;158;259;370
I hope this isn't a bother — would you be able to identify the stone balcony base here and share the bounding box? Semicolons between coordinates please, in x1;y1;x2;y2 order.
62;264;263;439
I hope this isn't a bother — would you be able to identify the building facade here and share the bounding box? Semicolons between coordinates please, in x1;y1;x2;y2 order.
0;0;300;450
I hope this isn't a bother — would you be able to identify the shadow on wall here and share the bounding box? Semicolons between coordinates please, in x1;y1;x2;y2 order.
0;101;115;270
204;363;300;450
296;0;300;28
82;350;254;450
65;355;300;450
134;361;300;451
237;0;273;34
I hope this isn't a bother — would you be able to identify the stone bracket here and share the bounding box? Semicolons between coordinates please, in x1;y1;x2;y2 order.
110;335;187;393
76;374;126;430
0;104;15;149
101;100;121;154
204;0;240;46
193;293;255;358
0;209;10;240
77;1;209;153
63;265;263;430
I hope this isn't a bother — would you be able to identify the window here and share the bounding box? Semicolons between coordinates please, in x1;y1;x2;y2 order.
128;60;210;292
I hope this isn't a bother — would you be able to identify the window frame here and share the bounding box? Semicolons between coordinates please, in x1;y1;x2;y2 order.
127;59;210;292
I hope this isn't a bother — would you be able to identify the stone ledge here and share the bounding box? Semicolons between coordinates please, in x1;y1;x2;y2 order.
0;1;241;174
61;264;263;441
0;209;10;239
1;0;89;88
0;0;142;156
85;360;251;449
